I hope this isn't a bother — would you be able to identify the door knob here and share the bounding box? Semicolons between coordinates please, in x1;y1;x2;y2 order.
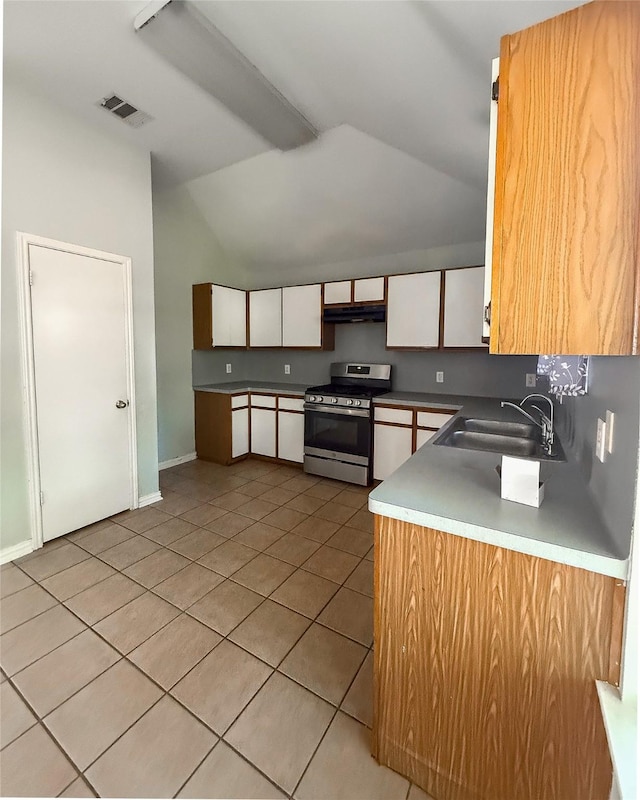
115;400;129;409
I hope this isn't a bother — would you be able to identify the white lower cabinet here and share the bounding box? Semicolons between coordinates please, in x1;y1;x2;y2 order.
415;428;437;450
250;408;276;457
278;411;304;463
231;408;249;458
374;424;413;481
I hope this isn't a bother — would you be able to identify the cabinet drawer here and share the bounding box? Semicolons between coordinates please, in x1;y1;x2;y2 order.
324;281;352;304
231;394;249;409
354;276;385;302
374;407;413;425
250;394;277;409
278;396;304;412
416;411;456;429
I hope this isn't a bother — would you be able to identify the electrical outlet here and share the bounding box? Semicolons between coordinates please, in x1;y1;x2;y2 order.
596;418;607;462
436;371;444;384
526;373;537;388
284;364;291;375
605;410;615;453
225;363;232;374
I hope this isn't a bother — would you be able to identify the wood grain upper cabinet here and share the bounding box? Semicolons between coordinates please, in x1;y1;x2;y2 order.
193;283;247;349
386;272;440;349
282;284;322;348
490;2;640;355
442;267;486;348
249;288;282;348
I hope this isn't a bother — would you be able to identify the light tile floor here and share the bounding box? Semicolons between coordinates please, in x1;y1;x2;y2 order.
0;458;433;800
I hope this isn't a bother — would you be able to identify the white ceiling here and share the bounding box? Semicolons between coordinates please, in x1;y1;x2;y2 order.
4;0;586;273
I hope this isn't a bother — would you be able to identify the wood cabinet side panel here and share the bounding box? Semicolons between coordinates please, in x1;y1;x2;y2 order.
194;391;232;464
192;284;212;350
373;516;617;800
493;2;640;355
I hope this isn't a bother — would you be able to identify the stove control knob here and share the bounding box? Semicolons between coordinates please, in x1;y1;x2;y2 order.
346;399;353;406
308;395;315;402
331;397;338;404
354;400;361;406
317;396;324;403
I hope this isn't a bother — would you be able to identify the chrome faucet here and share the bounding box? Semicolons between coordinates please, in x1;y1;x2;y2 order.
501;393;555;454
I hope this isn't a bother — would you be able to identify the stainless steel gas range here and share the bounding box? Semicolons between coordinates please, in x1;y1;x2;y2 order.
303;363;392;486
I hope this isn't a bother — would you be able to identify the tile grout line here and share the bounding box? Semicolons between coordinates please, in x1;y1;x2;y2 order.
4;461;376;797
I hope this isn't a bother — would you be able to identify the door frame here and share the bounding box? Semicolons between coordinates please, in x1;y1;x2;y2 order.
17;232;138;550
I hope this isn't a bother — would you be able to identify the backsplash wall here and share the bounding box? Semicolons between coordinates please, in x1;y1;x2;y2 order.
193;322;538;398
556;356;640;561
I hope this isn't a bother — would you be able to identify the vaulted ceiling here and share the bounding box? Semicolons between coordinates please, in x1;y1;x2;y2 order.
4;0;585;273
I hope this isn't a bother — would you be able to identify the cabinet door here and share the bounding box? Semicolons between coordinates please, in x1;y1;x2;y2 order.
354;277;385;303
249;289;282;347
231;408;249;458
492;2;640;355
415;428;436;450
282;284;322;347
386;273;440;348
374;424;413;481
250;408;276;457
277;411;304;463
442;267;486;348
324;281;351;305
212;286;247;347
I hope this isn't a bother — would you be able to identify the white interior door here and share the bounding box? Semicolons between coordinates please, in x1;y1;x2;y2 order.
29;244;134;541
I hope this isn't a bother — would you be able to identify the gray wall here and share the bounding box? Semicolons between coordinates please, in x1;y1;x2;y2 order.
557;357;640;560
194;322;538;397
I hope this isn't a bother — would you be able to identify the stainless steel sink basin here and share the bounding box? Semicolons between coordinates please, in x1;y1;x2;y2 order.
433;416;566;461
463;418;536;439
446;430;537;457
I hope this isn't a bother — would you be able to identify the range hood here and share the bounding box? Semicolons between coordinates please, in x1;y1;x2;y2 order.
323;304;386;324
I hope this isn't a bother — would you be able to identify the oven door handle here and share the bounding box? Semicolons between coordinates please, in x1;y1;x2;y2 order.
304;403;370;418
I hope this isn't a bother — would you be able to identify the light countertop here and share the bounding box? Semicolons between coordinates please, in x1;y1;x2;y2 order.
368;396;629;579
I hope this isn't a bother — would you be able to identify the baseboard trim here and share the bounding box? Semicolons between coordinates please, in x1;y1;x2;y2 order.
1;540;34;565
138;491;163;508
159;452;197;471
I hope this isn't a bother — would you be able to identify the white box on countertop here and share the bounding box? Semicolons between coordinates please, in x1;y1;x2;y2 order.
499;456;545;508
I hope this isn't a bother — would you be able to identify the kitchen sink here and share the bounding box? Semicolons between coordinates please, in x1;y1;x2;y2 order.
462;418;536;439
433;416;566;461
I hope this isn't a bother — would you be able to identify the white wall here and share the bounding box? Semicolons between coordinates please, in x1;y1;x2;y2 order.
1;76;159;551
152;183;247;464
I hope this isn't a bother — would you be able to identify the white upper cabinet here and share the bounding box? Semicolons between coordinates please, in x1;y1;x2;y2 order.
212;285;247;347
354;277;385;303
324;281;351;305
282;284;322;347
442;267;486;348
249;288;282;347
386;272;441;348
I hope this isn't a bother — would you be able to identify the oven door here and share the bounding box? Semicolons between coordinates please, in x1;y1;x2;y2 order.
304;403;372;465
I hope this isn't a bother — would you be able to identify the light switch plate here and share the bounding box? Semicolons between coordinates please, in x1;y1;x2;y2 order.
526;373;537;388
284;364;291;375
436;371;444;384
225;363;232;374
605;410;615;453
596;418;607;462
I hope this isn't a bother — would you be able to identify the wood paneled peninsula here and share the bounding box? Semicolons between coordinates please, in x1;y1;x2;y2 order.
368;398;629;800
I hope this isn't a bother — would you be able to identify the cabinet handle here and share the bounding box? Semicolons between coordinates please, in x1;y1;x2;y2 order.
484;302;492;326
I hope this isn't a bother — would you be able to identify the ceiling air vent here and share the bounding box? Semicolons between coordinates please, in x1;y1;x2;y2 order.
98;94;154;128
